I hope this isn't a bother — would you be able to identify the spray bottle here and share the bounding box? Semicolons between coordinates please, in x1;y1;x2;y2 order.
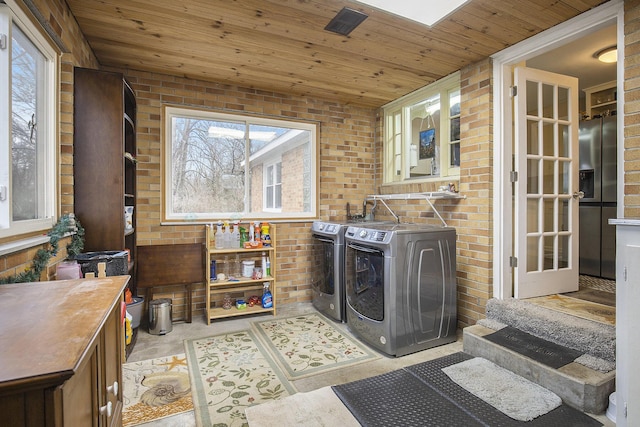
262;282;273;308
232;220;240;248
215;221;223;249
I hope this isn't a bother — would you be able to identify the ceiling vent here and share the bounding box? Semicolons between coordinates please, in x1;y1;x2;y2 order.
324;7;368;36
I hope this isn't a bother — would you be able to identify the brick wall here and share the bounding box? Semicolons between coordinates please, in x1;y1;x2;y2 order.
625;1;640;217
112;68;378;317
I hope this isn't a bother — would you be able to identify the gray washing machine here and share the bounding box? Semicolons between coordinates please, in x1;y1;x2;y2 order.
311;220;391;322
344;223;457;356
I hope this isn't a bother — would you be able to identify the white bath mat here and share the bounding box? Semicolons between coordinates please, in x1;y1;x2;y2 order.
442;357;562;421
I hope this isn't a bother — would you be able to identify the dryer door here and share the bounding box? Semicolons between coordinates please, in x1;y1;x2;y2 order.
407;235;456;344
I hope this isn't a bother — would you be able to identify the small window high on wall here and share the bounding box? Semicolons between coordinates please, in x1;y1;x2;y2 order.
163;107;317;221
382;72;460;183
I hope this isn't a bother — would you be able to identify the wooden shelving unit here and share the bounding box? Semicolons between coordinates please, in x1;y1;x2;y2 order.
205;225;276;324
73;67;137;291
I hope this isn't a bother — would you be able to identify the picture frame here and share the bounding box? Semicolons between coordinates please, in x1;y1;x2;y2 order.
419;129;436;159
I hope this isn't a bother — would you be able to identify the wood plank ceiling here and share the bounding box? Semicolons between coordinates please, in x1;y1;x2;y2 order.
66;0;609;108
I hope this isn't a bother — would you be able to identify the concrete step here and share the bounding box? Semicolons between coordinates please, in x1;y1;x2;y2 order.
463;324;615;414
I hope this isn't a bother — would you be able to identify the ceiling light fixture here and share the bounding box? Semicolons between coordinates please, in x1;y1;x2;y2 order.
596;46;617;63
354;0;469;27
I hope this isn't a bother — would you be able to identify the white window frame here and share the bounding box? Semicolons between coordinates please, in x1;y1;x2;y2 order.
163;106;317;222
0;2;58;239
263;159;282;212
382;72;460;184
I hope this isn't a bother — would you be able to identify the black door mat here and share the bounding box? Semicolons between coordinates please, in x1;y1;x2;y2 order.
332;365;485;427
333;352;602;427
484;326;582;369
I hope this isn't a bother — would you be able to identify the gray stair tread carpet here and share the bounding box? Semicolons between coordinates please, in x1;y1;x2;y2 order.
484;326;582;368
333;352;602;427
485;298;615;362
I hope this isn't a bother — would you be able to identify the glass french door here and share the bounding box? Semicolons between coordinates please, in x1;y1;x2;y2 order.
514;67;580;298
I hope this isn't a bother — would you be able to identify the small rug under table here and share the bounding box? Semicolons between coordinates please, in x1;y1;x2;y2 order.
184;330;296;427
122;353;193;427
251;313;380;380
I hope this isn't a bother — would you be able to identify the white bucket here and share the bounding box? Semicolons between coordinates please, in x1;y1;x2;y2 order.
242;260;255;277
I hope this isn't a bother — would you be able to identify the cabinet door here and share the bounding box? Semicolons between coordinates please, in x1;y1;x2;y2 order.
102;303;124;426
61;344;99;426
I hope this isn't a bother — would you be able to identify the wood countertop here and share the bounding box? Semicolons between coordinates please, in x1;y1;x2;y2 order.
0;276;129;392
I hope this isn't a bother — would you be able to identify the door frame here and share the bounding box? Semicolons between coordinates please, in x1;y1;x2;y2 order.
491;0;624;300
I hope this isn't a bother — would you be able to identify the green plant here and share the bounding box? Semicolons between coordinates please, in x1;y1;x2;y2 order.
0;214;85;284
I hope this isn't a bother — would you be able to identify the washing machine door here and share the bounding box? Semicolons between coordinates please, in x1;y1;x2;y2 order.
345;243;385;321
312;235;337;296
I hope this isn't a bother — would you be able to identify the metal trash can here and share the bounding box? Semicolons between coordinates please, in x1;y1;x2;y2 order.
149;298;173;335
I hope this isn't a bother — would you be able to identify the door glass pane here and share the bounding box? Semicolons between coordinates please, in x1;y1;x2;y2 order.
558;235;569;269
543;199;554;232
542;84;554;119
559;160;570;194
543;159;554;194
527;236;539;272
526;81;538;116
559;199;569;232
527;199;539;233
558;87;569;121
542;122;554;156
543;235;554;270
527;120;539;155
527;159;539;194
559;124;569;157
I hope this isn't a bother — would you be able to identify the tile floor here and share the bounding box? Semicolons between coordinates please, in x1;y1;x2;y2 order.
127;302;613;426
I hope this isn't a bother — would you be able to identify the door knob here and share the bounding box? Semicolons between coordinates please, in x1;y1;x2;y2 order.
573;191;584;199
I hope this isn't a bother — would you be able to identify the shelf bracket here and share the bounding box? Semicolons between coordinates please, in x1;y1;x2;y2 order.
366;192;465;228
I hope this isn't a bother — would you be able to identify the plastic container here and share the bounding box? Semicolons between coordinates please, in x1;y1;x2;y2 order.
56;261;82;280
75;251;128;277
261;223;271;247
242;260;255;277
126;296;144;329
149;298;172;335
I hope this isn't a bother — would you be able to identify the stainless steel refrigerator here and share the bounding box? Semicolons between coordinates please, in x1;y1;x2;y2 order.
579;116;617;279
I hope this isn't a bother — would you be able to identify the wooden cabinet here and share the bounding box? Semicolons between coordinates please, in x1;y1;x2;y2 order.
584;80;617;119
205;224;276;324
74;67;137;291
610;219;640;427
0;276;128;426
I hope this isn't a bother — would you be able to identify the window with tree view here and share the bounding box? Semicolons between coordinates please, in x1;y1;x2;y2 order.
164;107;317;221
0;3;57;238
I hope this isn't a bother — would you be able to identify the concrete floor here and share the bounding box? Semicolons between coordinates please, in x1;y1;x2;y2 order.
127;302;613;426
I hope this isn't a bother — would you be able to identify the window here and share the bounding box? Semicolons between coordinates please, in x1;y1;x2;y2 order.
264;161;282;211
0;3;58;238
164;107;317;221
382;72;460;183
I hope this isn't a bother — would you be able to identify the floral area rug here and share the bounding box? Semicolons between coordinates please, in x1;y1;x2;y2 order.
184;330;296;427
251;313;381;380
122;353;193;427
